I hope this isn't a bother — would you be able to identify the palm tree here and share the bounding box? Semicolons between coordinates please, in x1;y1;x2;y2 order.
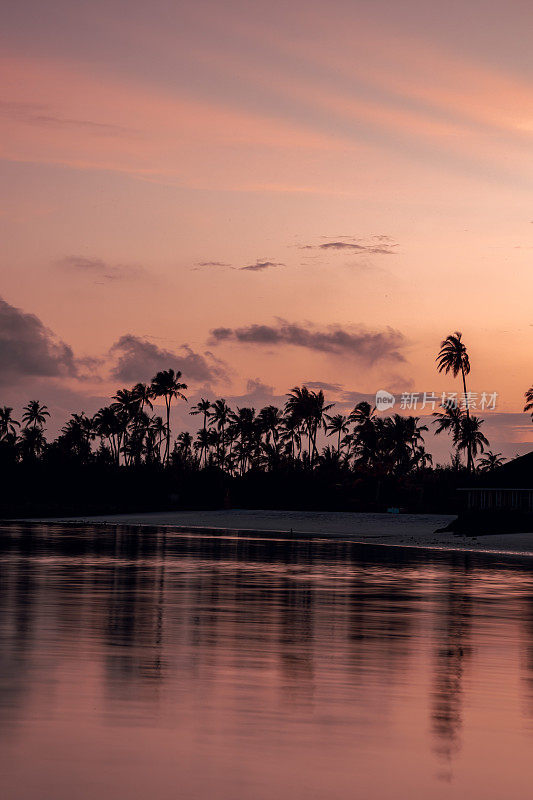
150;369;188;465
93;406;123;464
436;332;474;470
456;415;489;468
477;451;506;472
22;400;50;430
131;382;154;415
210;399;231;465
0;407;20;439
350;401;377;469
285;386;333;465
18;426;46;460
257;405;283;449
194;427;211;466
432;403;466;464
190;398;212;465
325;413;350;453
525;386;533;420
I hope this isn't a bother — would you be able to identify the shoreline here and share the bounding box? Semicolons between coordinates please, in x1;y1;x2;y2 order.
8;508;533;557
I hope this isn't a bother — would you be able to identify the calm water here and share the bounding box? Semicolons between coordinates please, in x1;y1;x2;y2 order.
2;524;533;799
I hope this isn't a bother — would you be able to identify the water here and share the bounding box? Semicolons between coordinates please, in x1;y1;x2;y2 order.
1;523;533;799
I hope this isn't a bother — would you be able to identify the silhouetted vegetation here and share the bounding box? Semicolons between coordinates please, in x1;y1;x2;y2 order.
1;332;528;517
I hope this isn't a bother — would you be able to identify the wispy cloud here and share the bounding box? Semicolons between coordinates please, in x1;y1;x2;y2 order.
57;255;146;283
0;100;135;137
195;261;232;268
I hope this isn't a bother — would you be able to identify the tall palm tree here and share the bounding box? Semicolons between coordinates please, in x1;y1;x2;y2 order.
324;413;350;453
477;451;506;472
22;401;50;430
0;407;20;439
190;398;212;465
436;332;474;470
150;369;188;465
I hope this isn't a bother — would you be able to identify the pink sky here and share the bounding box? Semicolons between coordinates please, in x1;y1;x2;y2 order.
1;0;532;460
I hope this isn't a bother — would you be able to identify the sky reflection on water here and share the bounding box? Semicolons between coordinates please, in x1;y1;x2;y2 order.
1;524;533;799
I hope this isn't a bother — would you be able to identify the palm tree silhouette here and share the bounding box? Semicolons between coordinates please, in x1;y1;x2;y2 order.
0;407;20;439
525;386;533;420
257;405;284;450
436;332;474;471
22;401;50;430
350;401;377;468
150;370;187;465
477;450;506;472
432;404;465;464
325;413;349;453
190;398;212;465
456;416;488;469
18;426;46;460
210;399;231;464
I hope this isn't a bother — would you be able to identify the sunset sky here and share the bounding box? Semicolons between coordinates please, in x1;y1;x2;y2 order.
1;0;532;460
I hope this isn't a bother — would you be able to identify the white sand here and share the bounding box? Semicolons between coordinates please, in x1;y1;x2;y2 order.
30;508;533;556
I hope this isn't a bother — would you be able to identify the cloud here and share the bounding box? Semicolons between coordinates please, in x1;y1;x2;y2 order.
239;261;284;272
304;380;344;393
0;100;134;137
57;255;145;283
0;296;78;384
298;236;398;255
209;320;405;363
319;241;368;251
195;261;232;268
244;378;275;396
109;334;228;385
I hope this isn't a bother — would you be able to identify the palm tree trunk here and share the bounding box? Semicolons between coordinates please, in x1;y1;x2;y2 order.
461;367;473;471
203;412;208;467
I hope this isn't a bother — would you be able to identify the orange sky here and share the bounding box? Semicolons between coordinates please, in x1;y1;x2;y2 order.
1;0;532;458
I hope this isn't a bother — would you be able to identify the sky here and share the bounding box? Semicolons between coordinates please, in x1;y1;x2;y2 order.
1;0;532;461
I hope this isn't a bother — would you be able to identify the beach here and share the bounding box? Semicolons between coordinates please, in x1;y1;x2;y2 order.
27;508;533;556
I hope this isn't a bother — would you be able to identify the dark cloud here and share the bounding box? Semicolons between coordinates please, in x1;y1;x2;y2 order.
209;320;405;363
57;255;144;283
109;335;228;385
319;241;367;251
239;261;284;272
0;296;78;384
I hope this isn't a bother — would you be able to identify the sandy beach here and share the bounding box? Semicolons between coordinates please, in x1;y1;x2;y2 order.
25;508;533;556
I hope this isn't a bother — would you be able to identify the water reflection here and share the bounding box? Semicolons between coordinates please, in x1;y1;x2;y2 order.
1;524;533;799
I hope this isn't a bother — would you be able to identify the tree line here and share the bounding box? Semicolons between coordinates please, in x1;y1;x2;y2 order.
0;334;531;477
